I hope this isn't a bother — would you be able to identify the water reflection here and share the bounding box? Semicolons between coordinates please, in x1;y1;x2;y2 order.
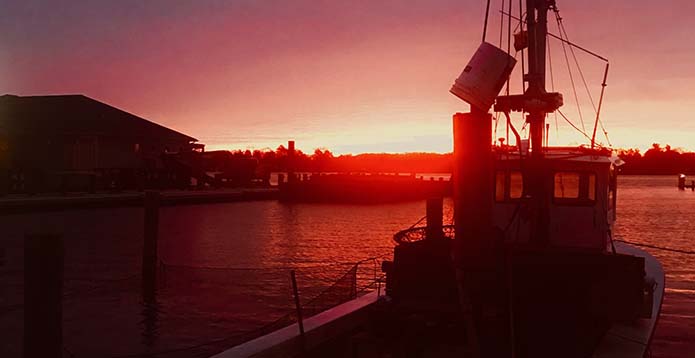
1;177;693;357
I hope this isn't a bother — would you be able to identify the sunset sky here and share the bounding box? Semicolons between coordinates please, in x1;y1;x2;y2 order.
2;0;694;154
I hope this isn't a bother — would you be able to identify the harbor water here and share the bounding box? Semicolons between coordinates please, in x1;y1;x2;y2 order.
0;175;693;357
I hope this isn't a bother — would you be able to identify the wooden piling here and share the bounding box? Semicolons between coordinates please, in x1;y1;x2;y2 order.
426;197;444;239
288;141;296;184
143;191;160;302
24;234;63;358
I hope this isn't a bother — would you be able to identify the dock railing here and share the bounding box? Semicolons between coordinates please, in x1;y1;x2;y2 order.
1;246;388;358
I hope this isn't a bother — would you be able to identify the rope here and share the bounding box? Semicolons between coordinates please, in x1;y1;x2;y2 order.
614;239;695;255
557;14;598;113
107;260;380;358
519;0;525;92
408;215;427;230
556;109;592;142
161;254;390;272
555;8;612;147
506;0;512;96
499;0;506;48
547;33;559;142
555;10;585;132
482;0;491;42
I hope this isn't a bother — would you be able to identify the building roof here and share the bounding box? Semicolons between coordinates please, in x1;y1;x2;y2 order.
0;94;197;142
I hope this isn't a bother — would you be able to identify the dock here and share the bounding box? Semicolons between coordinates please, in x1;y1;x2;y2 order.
0;188;278;213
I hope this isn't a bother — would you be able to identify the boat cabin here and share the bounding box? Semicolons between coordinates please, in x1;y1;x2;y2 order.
493;147;622;251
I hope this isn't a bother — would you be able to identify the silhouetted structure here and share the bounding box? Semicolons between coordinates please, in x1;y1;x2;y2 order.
0;94;203;193
201;150;261;187
220;1;663;357
278;172;451;203
619;144;695;175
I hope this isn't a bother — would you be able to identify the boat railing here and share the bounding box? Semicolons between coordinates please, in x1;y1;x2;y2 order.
393;224;455;244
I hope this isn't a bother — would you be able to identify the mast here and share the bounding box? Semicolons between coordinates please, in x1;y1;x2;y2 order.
495;0;562;246
495;0;562;155
525;0;549;158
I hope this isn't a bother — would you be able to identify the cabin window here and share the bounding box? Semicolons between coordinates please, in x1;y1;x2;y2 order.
554;171;597;205
495;170;524;202
495;171;505;201
554;172;580;199
509;171;524;199
588;175;596;201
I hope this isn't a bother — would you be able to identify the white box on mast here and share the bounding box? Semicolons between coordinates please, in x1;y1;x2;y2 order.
450;42;516;111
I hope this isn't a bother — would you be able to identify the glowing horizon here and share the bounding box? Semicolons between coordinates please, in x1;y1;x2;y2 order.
3;0;694;155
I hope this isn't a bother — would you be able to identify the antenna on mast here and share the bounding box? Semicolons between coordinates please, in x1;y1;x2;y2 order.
495;0;563;156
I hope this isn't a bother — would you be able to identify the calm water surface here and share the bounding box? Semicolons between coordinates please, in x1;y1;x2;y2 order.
0;175;693;357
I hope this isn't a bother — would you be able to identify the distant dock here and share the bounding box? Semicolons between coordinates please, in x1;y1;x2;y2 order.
0;188;278;213
678;174;695;191
278;173;452;204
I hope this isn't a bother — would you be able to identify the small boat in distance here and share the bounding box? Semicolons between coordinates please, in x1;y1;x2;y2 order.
215;1;664;357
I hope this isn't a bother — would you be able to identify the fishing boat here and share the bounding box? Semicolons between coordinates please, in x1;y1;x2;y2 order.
214;1;664;357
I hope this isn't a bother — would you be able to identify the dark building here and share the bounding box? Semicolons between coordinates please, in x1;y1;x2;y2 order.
0;94;203;193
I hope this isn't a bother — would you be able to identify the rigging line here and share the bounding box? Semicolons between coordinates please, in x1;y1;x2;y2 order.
555;11;585;132
511;11;526;33
547;33;559;141
556;12;598;114
592;62;610;148
483;0;491;42
498;10;608;62
506;0;512;143
601;123;612;146
499;0;506;48
518;0;525;93
614;239;695;255
553;7;611;147
494;112;500;143
557;109;592;142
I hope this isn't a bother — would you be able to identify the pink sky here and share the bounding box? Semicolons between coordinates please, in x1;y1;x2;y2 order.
2;0;694;154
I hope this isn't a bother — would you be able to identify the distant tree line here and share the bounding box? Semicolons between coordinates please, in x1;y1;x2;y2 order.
216;145;452;175
216;143;695;175
618;144;695;175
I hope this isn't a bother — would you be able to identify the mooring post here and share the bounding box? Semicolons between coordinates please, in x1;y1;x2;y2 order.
426;197;444;239
143;190;160;302
24;234;63;358
288;140;296;184
290;270;306;351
